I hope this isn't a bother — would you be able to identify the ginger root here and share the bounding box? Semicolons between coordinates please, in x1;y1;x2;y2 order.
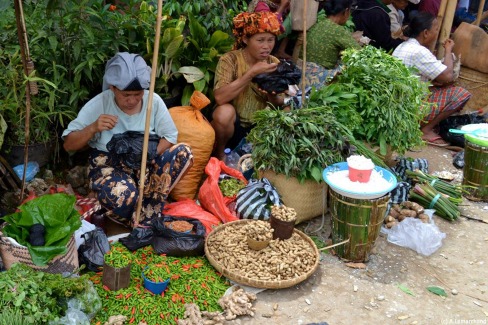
177;303;225;325
218;287;257;321
104;315;127;325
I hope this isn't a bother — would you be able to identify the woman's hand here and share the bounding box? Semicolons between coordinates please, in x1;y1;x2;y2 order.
443;39;455;52
249;61;278;78
94;114;118;132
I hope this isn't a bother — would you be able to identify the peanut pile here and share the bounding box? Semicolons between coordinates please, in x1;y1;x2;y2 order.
207;222;317;281
271;205;297;222
242;220;273;241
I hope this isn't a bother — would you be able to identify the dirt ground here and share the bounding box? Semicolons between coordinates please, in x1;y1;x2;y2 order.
228;144;488;325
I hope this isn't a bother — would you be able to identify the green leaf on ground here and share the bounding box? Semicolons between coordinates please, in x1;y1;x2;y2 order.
398;284;415;296
427;286;447;297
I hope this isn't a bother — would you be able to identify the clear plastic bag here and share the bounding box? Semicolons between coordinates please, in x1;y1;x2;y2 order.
385;210;446;256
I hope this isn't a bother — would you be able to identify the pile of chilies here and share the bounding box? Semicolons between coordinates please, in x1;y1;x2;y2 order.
407;170;463;221
90;243;230;324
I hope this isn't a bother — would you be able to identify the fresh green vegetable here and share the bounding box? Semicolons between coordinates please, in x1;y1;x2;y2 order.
406;169;465;204
409;183;460;221
104;243;132;268
144;263;171;283
0;263;96;324
89;245;230;324
1;193;82;266
427;286;447;297
337;46;430;155
247;106;351;183
218;178;246;197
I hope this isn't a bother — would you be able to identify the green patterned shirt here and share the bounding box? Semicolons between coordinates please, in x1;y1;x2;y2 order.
304;16;361;69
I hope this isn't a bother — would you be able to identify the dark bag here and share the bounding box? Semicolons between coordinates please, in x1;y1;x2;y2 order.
438;112;488;147
252;59;301;94
392;157;429;183
119;227;154;252
78;227;110;272
106;131;160;169
152;216;205;257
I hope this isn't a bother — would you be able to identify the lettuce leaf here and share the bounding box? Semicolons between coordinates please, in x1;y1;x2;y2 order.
2;193;81;266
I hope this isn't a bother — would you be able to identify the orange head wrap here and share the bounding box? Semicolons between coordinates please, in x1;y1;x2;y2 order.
232;11;283;50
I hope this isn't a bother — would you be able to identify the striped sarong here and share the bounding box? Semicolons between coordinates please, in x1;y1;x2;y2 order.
425;84;472;122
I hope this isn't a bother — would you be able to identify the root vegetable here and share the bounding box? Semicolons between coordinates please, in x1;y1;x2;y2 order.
384;215;396;223
389;208;400;218
402;201;424;214
397;214;406;222
418;213;430;223
385;221;397;229
400;209;417;218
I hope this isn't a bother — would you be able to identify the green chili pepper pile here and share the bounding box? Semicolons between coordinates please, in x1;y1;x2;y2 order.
104;244;132;268
218;178;246;197
143;263;171;283
90;243;230;325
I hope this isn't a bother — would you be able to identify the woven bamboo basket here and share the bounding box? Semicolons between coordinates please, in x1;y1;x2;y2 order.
329;189;390;262
457;66;488;111
259;170;327;224
205;219;320;289
0;233;79;274
462;139;488;201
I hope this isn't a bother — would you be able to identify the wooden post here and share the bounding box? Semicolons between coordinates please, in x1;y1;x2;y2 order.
436;0;457;59
134;0;164;227
474;0;487;26
301;0;308;105
429;0;448;52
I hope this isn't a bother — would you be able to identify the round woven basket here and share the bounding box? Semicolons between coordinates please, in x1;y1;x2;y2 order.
204;219;320;289
457;66;488;111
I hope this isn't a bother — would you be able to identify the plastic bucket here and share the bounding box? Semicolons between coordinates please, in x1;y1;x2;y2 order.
270;215;295;240
463;139;488;201
348;166;373;183
102;263;131;291
142;268;170;295
329;189;390;262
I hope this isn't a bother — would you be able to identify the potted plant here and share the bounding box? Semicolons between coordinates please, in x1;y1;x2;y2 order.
0;48;76;167
102;243;132;291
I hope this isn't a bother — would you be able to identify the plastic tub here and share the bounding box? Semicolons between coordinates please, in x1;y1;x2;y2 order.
142;267;170;295
348;166;373;183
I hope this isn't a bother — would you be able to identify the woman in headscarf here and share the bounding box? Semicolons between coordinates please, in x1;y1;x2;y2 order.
211;11;285;160
63;52;193;226
393;12;472;147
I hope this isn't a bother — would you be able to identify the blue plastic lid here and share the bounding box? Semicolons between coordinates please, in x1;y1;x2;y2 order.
224;148;231;154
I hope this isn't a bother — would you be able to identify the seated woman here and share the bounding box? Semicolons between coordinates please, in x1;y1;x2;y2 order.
62;53;193;227
393;12;472;147
248;0;292;59
301;0;362;89
211;11;286;160
352;0;404;52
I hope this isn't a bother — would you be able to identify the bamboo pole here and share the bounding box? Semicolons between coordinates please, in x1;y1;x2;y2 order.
134;0;164;227
429;0;448;52
474;0;487;26
14;0;32;202
301;0;308;106
436;0;457;59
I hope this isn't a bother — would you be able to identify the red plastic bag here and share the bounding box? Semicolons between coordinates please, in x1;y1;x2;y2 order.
198;157;247;223
163;200;221;235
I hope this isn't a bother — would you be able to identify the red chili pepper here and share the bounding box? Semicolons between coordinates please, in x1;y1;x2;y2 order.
160;313;165;319
102;285;110;291
125;293;132;299
129;317;135;324
131;306;136;315
124;305;129;310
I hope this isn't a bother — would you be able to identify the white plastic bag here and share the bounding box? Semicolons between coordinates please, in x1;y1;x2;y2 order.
386;210;446;256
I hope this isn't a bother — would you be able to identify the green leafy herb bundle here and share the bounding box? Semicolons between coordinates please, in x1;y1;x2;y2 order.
247;106;351;183
1;193;82;266
218;178;246;197
337;46;430;155
0;263;95;324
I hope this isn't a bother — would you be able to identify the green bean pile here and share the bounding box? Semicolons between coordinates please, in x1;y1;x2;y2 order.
90;243;230;325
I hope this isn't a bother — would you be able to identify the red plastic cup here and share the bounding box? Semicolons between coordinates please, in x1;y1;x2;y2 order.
348;166;373;183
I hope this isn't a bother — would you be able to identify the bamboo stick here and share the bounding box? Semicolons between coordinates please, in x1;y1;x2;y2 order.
134;0;164;227
301;0;308;106
14;0;32;202
436;0;457;59
474;0;487;26
429;0;448;52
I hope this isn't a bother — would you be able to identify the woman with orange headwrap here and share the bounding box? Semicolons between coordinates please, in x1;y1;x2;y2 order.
210;11;286;160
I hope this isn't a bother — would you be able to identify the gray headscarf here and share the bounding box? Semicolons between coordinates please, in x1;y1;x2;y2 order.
102;52;151;91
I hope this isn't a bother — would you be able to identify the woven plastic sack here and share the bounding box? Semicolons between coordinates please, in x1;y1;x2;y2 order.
169;91;215;200
198;158;247;223
236;178;282;220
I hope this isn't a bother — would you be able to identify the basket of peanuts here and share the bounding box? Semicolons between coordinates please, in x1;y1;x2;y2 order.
270;205;297;240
